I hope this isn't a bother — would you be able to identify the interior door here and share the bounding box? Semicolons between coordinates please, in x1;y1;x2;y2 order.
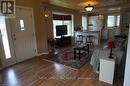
10;7;36;62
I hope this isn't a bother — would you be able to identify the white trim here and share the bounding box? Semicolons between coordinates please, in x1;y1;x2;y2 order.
124;24;130;86
52;11;73;15
32;9;38;56
37;52;49;56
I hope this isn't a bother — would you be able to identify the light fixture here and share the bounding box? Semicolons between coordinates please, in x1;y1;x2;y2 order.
44;7;49;18
84;4;94;11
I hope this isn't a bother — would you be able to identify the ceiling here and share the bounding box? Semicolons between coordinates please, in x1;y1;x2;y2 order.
41;0;130;13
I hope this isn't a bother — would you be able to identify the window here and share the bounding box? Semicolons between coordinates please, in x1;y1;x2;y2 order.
82;16;87;31
107;16;115;27
19;19;25;31
107;15;120;28
53;20;72;38
117;15;120;26
0;16;11;59
53;14;73;38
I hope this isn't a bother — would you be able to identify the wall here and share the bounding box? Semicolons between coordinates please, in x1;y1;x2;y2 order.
74;13;82;29
15;1;82;54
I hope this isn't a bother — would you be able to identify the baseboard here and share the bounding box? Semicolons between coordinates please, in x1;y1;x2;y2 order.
37;52;49;56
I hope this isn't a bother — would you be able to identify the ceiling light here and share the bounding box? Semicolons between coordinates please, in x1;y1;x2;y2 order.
84;4;94;11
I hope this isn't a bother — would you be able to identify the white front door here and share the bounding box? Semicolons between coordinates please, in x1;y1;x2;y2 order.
10;7;37;62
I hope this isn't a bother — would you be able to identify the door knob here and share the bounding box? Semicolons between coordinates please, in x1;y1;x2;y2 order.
13;38;16;40
13;34;16;37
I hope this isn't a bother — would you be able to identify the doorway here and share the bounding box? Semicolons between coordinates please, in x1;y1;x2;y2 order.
9;6;37;63
0;6;37;67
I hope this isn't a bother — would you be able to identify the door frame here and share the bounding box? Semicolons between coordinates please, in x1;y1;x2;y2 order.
15;6;38;56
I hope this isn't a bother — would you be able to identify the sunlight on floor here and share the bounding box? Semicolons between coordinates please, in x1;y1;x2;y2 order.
6;69;18;85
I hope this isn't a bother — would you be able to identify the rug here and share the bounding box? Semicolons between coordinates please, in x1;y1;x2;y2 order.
44;48;90;69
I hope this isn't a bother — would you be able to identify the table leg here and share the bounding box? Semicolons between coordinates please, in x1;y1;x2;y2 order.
74;48;76;60
79;49;80;60
88;45;89;56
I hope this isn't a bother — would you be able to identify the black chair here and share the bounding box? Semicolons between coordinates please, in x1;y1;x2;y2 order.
86;35;95;45
76;35;84;45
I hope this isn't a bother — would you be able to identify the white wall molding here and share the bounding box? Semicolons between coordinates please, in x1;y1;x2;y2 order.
37;52;49;56
124;24;130;86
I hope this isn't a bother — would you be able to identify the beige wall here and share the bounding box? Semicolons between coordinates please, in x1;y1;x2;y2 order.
15;0;82;54
74;13;82;29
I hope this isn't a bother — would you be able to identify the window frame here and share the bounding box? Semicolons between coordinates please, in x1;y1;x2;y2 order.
52;13;73;38
82;16;87;31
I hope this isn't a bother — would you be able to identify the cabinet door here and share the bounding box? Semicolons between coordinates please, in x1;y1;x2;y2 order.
99;58;115;84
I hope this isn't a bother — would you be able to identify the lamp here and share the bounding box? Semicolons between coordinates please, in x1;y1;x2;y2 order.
107;40;116;59
84;4;94;11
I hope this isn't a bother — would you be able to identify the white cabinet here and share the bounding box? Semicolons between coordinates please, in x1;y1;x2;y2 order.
99;57;115;84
